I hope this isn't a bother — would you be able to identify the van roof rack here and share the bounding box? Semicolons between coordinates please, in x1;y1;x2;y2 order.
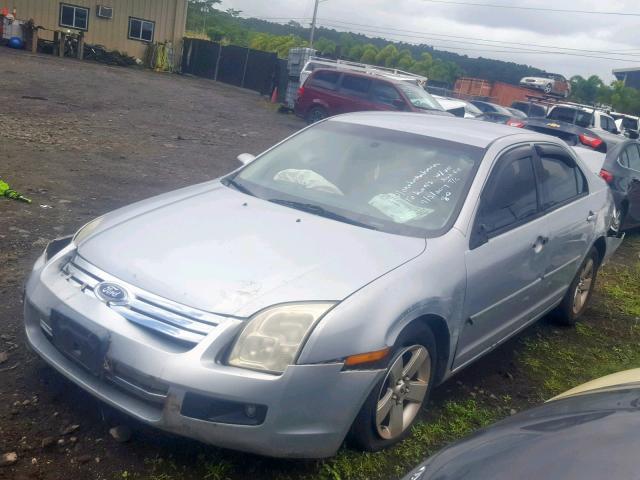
306;56;428;84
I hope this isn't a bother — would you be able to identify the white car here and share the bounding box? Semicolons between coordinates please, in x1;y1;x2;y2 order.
520;74;571;98
432;96;482;118
547;104;625;149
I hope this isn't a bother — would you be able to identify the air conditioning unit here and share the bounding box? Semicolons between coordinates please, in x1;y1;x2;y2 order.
96;5;113;19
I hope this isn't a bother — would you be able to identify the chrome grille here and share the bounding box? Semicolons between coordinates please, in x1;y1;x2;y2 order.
62;255;224;345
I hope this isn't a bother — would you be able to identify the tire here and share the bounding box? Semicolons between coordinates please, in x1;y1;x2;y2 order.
349;324;437;452
306;106;328;125
544;83;553;94
553;247;600;325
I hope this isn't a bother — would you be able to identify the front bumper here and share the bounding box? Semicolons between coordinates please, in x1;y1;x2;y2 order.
24;250;383;458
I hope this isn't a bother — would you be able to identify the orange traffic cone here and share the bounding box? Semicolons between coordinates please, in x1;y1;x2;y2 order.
271;87;278;103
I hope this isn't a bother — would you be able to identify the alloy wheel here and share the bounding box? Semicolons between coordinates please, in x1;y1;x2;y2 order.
376;345;431;440
573;258;594;314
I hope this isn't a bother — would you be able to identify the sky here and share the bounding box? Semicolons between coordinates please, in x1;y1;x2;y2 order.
218;0;640;82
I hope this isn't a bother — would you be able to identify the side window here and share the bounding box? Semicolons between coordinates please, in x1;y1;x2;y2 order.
538;155;585;208
626;144;640;171
308;71;340;90
340;75;371;98
477;155;539;234
370;81;402;106
620;149;630;168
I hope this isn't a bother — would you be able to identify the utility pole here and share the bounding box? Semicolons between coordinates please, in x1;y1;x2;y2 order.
309;0;320;48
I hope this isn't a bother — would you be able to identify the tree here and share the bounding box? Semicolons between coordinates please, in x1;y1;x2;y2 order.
314;37;337;56
189;0;220;16
360;45;378;64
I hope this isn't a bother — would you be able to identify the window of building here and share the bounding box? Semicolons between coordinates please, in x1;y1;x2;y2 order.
59;3;89;30
129;17;155;42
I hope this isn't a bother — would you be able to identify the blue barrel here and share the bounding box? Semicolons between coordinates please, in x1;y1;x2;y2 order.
8;37;24;49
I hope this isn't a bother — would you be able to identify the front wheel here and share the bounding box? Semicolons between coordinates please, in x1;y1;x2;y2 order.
544;83;553;94
349;325;437;451
553;247;600;325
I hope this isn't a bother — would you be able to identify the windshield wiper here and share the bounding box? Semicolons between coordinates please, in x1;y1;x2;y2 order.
224;177;254;196
269;199;378;231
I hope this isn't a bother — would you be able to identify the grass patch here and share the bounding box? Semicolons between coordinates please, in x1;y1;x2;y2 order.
520;233;640;398
313;399;500;480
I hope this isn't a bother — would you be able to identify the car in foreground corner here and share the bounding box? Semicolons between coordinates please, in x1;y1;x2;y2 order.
25;113;621;458
402;368;640;480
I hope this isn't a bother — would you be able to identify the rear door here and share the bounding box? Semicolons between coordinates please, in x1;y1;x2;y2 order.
456;145;550;369
534;144;593;305
335;74;373;114
304;70;342;115
621;143;640;227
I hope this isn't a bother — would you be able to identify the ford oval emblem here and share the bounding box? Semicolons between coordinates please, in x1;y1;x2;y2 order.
95;282;129;305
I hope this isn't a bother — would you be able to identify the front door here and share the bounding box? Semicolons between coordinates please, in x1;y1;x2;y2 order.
455;146;550;369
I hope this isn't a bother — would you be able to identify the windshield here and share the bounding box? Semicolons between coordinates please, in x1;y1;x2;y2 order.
397;84;444;111
226;121;482;237
464;102;483;116
622;117;639;130
549;107;594;128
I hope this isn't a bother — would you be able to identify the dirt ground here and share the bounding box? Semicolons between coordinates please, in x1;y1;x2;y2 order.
0;48;302;480
0;48;637;480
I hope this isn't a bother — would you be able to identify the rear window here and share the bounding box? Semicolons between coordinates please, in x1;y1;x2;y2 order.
622;117;639;131
340;75;371;97
548;107;593;128
309;70;340;90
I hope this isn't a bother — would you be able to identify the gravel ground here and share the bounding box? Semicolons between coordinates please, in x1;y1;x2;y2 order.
0;47;302;480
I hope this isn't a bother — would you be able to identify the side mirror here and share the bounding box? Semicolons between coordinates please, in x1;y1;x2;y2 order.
470;223;489;250
237;153;256;166
392;99;407;110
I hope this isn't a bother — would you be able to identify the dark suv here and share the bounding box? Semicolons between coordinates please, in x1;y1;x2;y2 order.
294;69;448;124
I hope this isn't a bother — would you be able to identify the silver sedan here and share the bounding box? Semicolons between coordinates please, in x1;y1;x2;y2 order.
24;113;621;458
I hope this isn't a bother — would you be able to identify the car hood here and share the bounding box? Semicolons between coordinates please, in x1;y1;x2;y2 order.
77;182;426;317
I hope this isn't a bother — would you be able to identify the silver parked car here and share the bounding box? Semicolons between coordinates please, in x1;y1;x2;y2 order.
25;113;620;459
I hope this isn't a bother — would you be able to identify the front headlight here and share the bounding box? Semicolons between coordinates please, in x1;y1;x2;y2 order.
72;217;104;245
228;302;336;374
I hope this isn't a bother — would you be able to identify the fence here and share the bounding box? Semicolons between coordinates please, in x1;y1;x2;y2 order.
181;38;281;97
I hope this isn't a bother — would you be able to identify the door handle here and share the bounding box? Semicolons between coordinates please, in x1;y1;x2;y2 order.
532;236;549;250
587;211;597;223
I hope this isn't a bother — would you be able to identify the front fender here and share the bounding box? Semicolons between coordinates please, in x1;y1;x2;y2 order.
297;231;467;371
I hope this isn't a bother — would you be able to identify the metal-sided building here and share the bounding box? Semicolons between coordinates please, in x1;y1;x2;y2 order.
613;68;640;90
4;0;187;60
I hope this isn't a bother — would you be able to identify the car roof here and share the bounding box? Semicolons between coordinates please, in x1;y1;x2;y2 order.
310;68;404;85
328;112;543;148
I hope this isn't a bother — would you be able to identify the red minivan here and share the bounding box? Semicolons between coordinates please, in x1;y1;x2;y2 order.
294;69;449;124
